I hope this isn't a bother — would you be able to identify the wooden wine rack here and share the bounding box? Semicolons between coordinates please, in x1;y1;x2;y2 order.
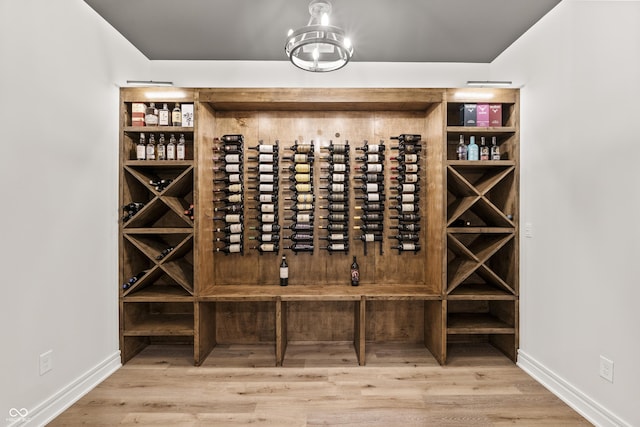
118;87;519;366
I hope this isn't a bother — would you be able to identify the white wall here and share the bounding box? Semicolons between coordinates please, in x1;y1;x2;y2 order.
0;0;148;425
491;1;640;426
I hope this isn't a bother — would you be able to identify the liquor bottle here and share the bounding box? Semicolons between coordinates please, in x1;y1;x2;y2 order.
319;233;348;241
390;183;417;193
284;203;313;212
353;213;384;222
350;256;360;286
390;164;419;173
389;194;419;203
213;183;243;194
389;214;420;221
390;154;418;163
145;102;158;126
248;153;279;163
323;153;348;163
323;142;349;154
389;233;420;241
390;134;421;142
284;223;313;231
288;183;312;193
215;234;243;244
318;223;347;232
354;174;384;183
251;183;279;193
254;193;276;203
279;255;288;286
248;234;280;242
171;103;181;126
285;193;314;203
480;136;489;160
353;223;384;232
318;193;346;202
248;164;277;173
321;243;349;252
146;133;156;160
159;103;170;126
285;213;314;223
215;223;244;234
284;233;314;241
319;173;346;183
122;270;149;290
213;174;242;184
456;135;468;160
490;136;501;160
156;134;166;160
356;183;384;193
391;243;421;252
249;223;281;233
156;246;175;260
214;204;243;213
390;174;419;183
255;213;279;223
354;164;383;173
281;153;314;163
390;223;421;232
285;243;314;252
213;213;244;223
467;136;479;161
252;243;280;253
319;203;347;212
167;134;176;160
355;193;381;202
355;233;383;242
355;141;385;153
214;164;242;173
177;134;186;160
355;153;384;163
319;183;346;193
354;203;384;212
318;214;347;222
220;134;244;143
212;143;242;153
136;133;146;160
288;140;314;153
320;164;347;173
216;243;242;254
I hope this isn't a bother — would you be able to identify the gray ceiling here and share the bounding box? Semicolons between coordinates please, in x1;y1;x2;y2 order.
84;0;561;63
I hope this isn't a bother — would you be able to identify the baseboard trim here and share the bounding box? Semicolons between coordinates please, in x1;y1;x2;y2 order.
517;350;629;427
11;351;121;427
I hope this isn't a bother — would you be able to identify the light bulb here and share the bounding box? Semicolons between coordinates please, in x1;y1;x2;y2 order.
321;13;329;26
287;28;294;37
312;47;320;60
344;37;352;49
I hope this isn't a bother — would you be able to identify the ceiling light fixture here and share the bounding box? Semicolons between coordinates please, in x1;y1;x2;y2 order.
466;80;513;88
285;0;354;72
126;80;174;87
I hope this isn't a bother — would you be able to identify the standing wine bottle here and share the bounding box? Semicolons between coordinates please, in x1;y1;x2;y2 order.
350;256;360;286
136;133;146;160
159;103;170;126
279;255;288;286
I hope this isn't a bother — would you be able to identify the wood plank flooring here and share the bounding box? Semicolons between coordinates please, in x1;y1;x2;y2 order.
49;343;591;426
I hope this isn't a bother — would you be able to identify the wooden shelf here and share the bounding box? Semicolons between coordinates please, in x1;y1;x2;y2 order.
123;313;194;336
124;126;194;133
447;313;514;334
124;285;193;302
446;126;516;134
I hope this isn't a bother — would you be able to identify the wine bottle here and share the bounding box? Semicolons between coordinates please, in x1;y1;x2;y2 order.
353;223;383;232
284;203;313;212
122;270;149;290
284;223;313;231
249;223;281;233
253;193;276;203
319;233;348;241
255;213;279;223
389;233;420;241
213;183;243;194
467;136;479;161
389;214;420;221
212;143;242;153
216;243;242;254
157;134;166;160
318;193;346;202
391;243;421;252
279;255;288;286
490;136;501;160
355;233;383;242
213;164;242;173
248;141;278;153
146;133;156;160
215;233;243;244
390;154;418;163
323;142;349;154
388;194;419;203
248;234;280;242
247;164;276;173
390;183;417;193
213;213;244;223
390;223;421;232
355;193;382;202
285;194;314;203
390;143;421;154
220;134;244;143
354;203;384;212
390;164;419;173
284;233;314;241
318;223;347;231
251;183;278;193
121;202;145;221
318;214;347;222
356;183;384;193
321;243;349;252
247;173;276;183
286;213;314;222
177;134;186;160
355;163;383;173
319;183;347;193
353;213;384;222
213;154;242;164
136;133;146;160
149;178;173;192
213;174;242;184
319;173;346;183
281;154;314;163
319;204;347;212
249;203;276;213
145;102;159;126
480;136;489;160
248;153;278;163
214;204;243;213
283;164;312;173
390;134;421;142
390;174;419;183
184;204;194;220
350;256;360;286
288;183;312;193
354;174;384;183
288;140;314;153
323;153;348;163
156;246;175;260
285;243;314;252
252;243;280;252
171;103;181;126
355;141;385;153
216;223;244;234
320;164;347;173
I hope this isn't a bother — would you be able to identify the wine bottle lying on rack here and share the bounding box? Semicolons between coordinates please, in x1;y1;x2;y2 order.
389;204;419;213
213;183;243;194
212;154;242;163
389;233;420;241
319;183;347;192
285;243;314;252
355;233;383;242
389;194;419;203
122;270;149;290
248;234;280;242
355;193;382;202
390;223;421;232
220;134;244;143
353;223;384;232
247;153;279;163
390;164;420;173
319;233;349;241
216;243;243;254
285;193;314;203
248;141;278;153
281;154;314;163
389;214;420;222
216;223;244;234
353;213;384;222
318;223;347;232
322;153;349;163
249;183;279;193
213;213;244;223
284;203;313;212
284;223;314;231
212;144;242;154
391;243;421;252
355;153;384;163
322;142;349;154
252;243;280;253
390;154;419;163
284;233;314;242
355;141;385;153
249;224;281;233
215;234;242;244
390;134;421;142
247;164;277;173
390;183;417;193
156;246;175;260
321;243;349;252
288;140;314;153
319;193;346;202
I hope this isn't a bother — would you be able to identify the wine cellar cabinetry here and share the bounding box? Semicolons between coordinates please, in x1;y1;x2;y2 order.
118;87;519;365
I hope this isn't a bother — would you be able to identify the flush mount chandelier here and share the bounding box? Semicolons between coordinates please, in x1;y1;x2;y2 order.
285;0;354;72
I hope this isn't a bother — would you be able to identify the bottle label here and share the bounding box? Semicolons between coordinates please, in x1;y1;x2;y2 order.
177;145;185;160
280;266;289;279
146;146;155;159
368;144;380;152
331;184;344;192
330;234;344;241
401;184;415;193
405;154;418;163
229;234;242;243
367;164;383;173
261;214;275;223
330;244;346;251
259;145;274;153
259;164;274;173
332;173;345;182
158;111;170;126
260;174;274;183
226;214;241;223
365;234;375;242
333;164;346;172
228;174;241;183
228;184;242;193
293;154;307;163
332;154;345;163
296;184;311;192
351;268;359;283
259;194;273;203
262;235;273;242
261;204;275;213
259;184;274;192
401;243;416;251
297;194;313;203
136;145;146;160
225;154;240;163
404;164;418;173
368;193;380;202
226;164;240;173
367;154;380;163
230;224;242;233
401;194;415;203
228;194;242;203
172;111;181;125
297;214;310;222
166;145;175;160
295;164;310;173
404;174;418;183
401;204;416;212
229;244;241;253
295;174;310;183
259;154;274;163
262;224;273;232
366;183;378;193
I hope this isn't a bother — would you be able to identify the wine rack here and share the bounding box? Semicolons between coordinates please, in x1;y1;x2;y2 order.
283;141;315;253
318;140;350;253
249;140;281;254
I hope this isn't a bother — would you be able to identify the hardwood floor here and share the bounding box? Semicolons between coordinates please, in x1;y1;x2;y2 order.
49;343;591;426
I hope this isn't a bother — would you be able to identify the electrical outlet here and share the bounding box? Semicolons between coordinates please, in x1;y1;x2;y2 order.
39;350;53;376
599;355;614;383
524;222;533;238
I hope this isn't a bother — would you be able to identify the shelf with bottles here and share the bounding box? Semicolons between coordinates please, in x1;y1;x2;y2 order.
123;130;195;162
446;132;516;162
123;164;194;196
124;100;194;128
123;197;193;229
122;301;194;336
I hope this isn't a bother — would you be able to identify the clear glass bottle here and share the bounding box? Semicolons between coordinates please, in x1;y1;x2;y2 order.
456;134;467;160
136;133;146;160
146;134;156;160
491;136;501;160
157;134;166;160
166;134;176;160
172;103;182;126
480;136;489;160
145;102;159;126
158;103;170;126
177;134;186;160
